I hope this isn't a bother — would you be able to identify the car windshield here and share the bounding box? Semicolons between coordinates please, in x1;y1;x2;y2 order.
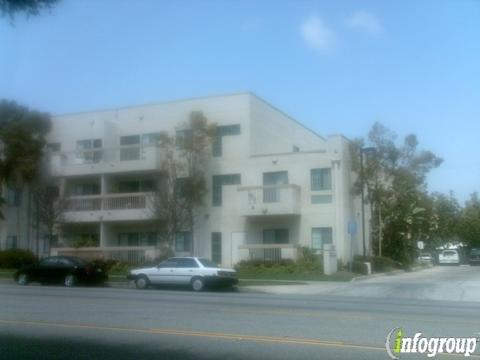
443;251;457;256
197;259;218;268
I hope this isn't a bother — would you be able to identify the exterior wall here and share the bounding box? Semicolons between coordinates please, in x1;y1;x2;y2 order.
1;92;364;268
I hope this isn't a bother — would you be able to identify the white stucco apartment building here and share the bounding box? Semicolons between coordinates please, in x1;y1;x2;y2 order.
0;93;369;267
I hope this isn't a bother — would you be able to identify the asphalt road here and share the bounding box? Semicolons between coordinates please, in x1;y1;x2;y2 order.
1;266;480;360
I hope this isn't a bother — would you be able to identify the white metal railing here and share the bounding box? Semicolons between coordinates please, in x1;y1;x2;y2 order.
51;144;161;167
65;192;152;212
51;246;161;265
238;244;299;263
238;184;301;215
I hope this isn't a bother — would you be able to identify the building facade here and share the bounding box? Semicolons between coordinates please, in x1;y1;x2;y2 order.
0;93;370;267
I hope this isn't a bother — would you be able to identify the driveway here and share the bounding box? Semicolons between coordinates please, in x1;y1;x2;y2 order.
245;265;480;302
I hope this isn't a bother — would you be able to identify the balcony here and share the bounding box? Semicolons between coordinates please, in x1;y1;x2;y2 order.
63;192;155;222
238;184;301;216
50;246;161;265
237;244;299;263
50;145;163;176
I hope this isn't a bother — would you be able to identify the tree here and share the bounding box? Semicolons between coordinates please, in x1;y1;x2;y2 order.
351;122;443;264
0;99;51;251
151;112;215;254
31;175;67;255
0;0;59;19
459;193;480;248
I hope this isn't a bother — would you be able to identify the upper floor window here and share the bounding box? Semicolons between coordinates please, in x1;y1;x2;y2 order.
117;179;155;193
120;135;140;161
76;139;102;163
6;188;21;206
176;129;193;150
311;168;331;191
71;183;100;196
212;124;241;157
212;174;241;206
142;133;161;146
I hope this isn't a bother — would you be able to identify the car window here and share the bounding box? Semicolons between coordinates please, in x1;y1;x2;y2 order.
158;260;177;268
57;258;73;266
176;258;199;268
197;259;218;268
40;258;58;266
443;250;457;256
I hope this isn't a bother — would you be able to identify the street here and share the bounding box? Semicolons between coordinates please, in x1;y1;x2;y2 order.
1;266;480;359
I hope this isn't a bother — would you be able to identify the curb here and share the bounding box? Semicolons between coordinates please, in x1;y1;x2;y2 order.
350;265;433;282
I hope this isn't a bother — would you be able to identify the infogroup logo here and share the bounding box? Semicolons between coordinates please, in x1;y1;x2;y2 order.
385;328;478;359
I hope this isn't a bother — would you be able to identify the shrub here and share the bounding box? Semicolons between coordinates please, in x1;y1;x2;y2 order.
0;249;37;269
234;256;323;275
351;260;369;274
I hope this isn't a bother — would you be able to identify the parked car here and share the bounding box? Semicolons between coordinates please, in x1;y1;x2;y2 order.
469;248;480;266
127;257;238;291
418;252;434;265
14;256;108;287
438;249;460;265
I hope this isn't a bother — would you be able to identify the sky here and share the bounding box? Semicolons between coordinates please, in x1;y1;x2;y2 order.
0;0;479;203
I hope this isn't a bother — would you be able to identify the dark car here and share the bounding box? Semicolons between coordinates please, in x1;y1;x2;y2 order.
14;256;108;287
469;248;480;266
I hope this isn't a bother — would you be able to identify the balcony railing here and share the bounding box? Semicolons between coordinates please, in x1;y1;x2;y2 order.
237;244;299;263
65;193;152;212
238;184;301;216
50;144;163;176
50;246;161;265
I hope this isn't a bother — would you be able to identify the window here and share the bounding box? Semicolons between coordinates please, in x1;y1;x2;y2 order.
118;180;155;193
175;231;192;252
176;258;199;268
198;258;218;268
142;133;161;146
263;171;288;203
175;178;189;199
120;135;140;146
263;229;289;244
76;139;102;163
120;135;141;161
311;195;333;204
176;129;192;150
71;183;100;196
212;136;223;157
6;236;17;249
311;168;332;191
311;227;333;251
211;232;222;264
212;174;241;206
6;188;21;206
212;124;241;157
118;232;157;246
46;142;61;153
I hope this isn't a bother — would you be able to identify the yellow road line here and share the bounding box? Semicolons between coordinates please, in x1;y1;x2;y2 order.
0;319;479;358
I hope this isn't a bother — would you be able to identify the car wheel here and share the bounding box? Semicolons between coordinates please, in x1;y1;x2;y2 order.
17;273;29;285
135;275;149;290
191;277;205;292
64;274;76;287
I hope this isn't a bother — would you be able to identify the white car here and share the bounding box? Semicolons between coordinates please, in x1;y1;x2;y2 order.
127;257;238;291
438;249;460;265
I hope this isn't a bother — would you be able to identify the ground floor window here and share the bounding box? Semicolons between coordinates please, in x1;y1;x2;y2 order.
211;232;222;264
118;232;157;246
263;229;289;244
175;231;192;252
6;236;17;249
311;227;333;251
